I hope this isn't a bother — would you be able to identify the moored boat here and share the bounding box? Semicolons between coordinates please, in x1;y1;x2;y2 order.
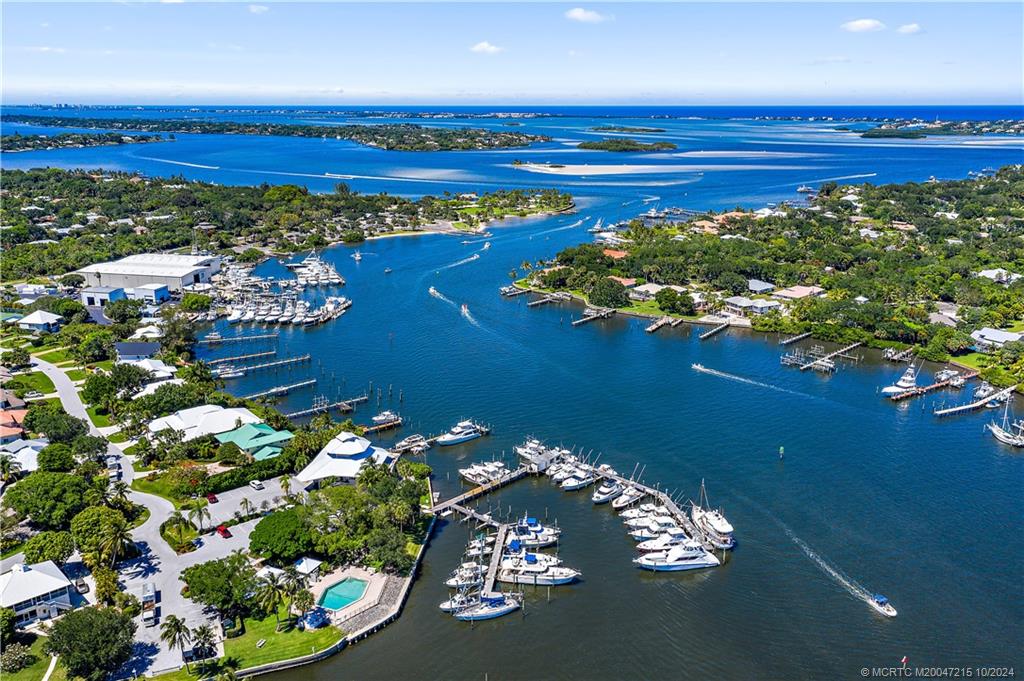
633;541;720;572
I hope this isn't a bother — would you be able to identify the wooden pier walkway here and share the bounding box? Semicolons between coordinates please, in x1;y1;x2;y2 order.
526;292;571;308
934;384;1017;417
780;331;812;346
207;350;276;366
699;322;729;341
197;332;279;346
889;372;979;402
230;354;311;374
430;466;530;515
572;307;615;327
482;523;510;592
799;341;862;371
284;394;368;418
885;347;916;362
500;287;530;298
241;378;316;400
646;316;672;333
363;417;403;434
598;470;714;552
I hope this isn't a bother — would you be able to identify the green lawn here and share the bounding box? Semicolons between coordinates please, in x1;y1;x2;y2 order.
1008;320;1024;333
952;352;990;371
34;347;72;364
85;404;112;428
129;506;151;529
156;607;342;680
6;633;66;681
8;371;56;395
131;475;185;507
1;540;26;559
64;368;87;381
108;430;128;443
89;360;115;372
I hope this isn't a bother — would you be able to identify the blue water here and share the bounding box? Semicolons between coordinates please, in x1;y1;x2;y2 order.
3;106;1023;679
318;578;369;611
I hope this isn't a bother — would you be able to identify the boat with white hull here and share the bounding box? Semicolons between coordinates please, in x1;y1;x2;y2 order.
691;480;736;550
612;486;647;510
454;592;522;621
591;480;623;504
633;542;721;572
497;564;580;586
437;420;489;446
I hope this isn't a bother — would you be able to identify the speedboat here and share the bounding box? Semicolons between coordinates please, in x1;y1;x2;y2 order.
881;364;919;395
444;564;484;589
975;382;995;400
633;541;721;572
454;592;521;621
395;434;429;451
797;185;814;193
438;592;476;613
507;519;560;548
372;410;399;425
612;486;646;510
620;503;664;520
437;421;486;446
226;309;244;324
482;242;491;250
560;470;597;491
384;267;393;274
497;563;580;586
591;480;623;504
636;527;690;552
352;251;362;261
869;594;898;617
501;550;561;570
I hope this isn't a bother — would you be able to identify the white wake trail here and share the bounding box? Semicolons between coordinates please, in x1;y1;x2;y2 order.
436;253;481;271
134;156;220;170
691;364;813;399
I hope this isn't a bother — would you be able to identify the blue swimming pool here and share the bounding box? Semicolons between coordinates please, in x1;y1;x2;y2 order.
318;577;368;610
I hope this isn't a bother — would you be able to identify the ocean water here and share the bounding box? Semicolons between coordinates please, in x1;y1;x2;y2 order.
3;106;1023;679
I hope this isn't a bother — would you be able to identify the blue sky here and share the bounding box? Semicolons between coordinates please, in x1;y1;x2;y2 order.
2;2;1021;104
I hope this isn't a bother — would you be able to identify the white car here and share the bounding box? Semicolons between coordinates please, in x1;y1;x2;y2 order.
248;480;264;491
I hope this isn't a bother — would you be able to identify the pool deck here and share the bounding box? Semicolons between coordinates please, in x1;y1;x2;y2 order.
310;566;387;620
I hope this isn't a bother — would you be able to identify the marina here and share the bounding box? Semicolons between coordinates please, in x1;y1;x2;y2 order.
934;384;1018;417
699;322;730;340
571;307;615;327
798;341;863;371
240;378;318;401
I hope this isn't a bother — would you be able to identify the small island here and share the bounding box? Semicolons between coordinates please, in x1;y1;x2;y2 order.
860;119;1024;139
591;125;667;133
1;131;166;153
0;115;550;152
577;138;677;152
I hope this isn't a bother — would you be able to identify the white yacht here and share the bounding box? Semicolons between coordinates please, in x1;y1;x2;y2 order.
869;594;898;617
612;485;646;510
506;517;560;548
395;434;429;452
881;364;919;395
620;503;664;520
636;527;690;552
592;480;623;504
497;563;580;586
987;402;1024;447
560;469;597;491
454;592;522;621
633;541;721;572
226;308;244;324
437;421;487;446
691;480;736;550
372;410;400;425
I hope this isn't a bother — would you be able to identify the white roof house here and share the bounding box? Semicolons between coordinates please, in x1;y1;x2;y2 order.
0;561;74;623
149;405;261;441
0;438;49;473
970;327;1023;350
975;268;1022;285
133;378;185;399
16;311;63;333
119;358;178;381
293;557;323;579
295;431;391;486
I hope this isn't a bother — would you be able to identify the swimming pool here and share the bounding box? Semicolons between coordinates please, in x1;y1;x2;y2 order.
318;577;369;610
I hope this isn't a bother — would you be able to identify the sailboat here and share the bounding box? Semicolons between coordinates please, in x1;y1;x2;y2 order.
987;401;1024;447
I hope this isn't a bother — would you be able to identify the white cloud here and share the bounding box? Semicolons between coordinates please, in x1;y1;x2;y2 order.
897;23;921;34
565;7;610;24
841;18;886;33
24;46;67;54
248;5;269;14
810;55;852;65
159;0;186;4
470;41;503;55
40;22;50;28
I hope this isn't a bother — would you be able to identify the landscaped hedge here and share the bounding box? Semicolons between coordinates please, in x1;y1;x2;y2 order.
199;451;297;495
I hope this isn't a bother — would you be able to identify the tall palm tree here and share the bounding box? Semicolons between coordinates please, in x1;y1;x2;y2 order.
167;510;187;544
292;589;314;622
0;454;22;484
190;623;216;672
215;671;237;681
99;515;134;567
188;505;211;533
108;480;131;508
239;498;254;519
280;474;292;499
160;615;193;673
255;573;286;631
196;439;216;461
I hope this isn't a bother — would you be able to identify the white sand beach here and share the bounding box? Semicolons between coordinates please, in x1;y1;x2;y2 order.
513;162;812;176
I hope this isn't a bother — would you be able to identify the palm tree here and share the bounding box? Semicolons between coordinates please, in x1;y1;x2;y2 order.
292;589;314;622
196;439;216;461
167;510;187;544
255;573;286;631
0;454;22;484
108;480;131;508
280;474;292;499
215;670;237;681
160;615;193;673
239;498;254;519
190;623;216;672
99;515;134;567
188;505;211;533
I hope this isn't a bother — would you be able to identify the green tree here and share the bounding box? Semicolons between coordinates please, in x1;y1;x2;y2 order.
37;443;76;472
188;505;211;533
92;566;119;604
160;614;193;673
249;508;313;564
0;454;21;484
104;298;145;324
191;623;216;672
5;472;91;529
45;607;136;681
71;506;128;555
76;329;116;364
0;347;30;368
180;552;257;622
179;293;212;312
588;278;629;308
0;607;16;647
255;572;286;631
98;512;135;566
23;404;88;444
21;530;76;565
81;373;117;408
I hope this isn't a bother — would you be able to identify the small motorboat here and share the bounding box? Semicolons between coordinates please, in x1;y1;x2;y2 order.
438;592;476;613
612;485;646;510
372;410;400;425
454;592;522;621
352;251;362;261
591;480;623;504
869;594;898;617
560;471;597;491
384;267;393;274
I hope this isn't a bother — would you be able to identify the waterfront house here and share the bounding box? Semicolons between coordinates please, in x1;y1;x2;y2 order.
724;296;782;317
970;327;1023;351
80;286;126;308
16;311;63;333
0;438;49;474
607;276;637;288
0;561;74;626
114;342;161;363
773;285;826;301
129;324;163;341
747;279;775;294
215;423;293;461
629;283;687;302
118;357;178;381
975;268;1022;286
149;404;261;442
133;378;184;399
295;431;392;489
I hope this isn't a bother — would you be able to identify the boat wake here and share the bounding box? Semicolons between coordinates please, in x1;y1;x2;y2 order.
780;524;879;611
460;305;481;328
133;156;220;170
642;195;661;203
531;219;585;237
428;286;453;304
691;364;813;399
436;253;481;271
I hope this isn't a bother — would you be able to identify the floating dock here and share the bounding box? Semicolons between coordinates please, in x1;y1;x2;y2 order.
207;350;277;366
799;341;862;371
430;466;530;515
934;384;1017;417
779;332;812;346
699;322;729;340
197;332;279;346
284;394;368;418
572;307;615;327
241;378;317;400
889;372;979;401
363;417;403;434
230;354;311;374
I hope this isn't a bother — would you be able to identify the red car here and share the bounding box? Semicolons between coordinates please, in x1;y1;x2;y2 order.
216;525;232;539
205;493;219;503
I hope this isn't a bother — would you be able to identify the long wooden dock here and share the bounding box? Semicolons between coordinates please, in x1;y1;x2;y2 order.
934;384;1017;417
284;394;368;418
646;316;672;333
780;331;811;345
699;322;729;340
889;372;979;402
572;307;615;327
207;350;277;366
597;470;714;552
241;378;316;400
527;292;571;308
430;466;530;515
363;417;403;434
500;287;530;298
197;332;279;346
231;354;311;374
482;523;510;592
799;341;862;371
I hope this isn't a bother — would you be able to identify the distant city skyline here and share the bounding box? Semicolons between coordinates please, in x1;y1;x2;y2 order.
2;2;1022;104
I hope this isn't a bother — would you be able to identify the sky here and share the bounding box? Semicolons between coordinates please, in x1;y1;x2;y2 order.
2;2;1022;105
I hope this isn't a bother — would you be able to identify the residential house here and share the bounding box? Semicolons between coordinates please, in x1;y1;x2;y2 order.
215;423;294;461
607;276;637;288
975;268;1022;286
0;438;49;474
0;390;26;409
148;405;261;442
295;431;393;488
773;285;826;301
602;249;628;260
747;279;775;295
114;342;161;363
16;311;63;333
0;561;74;625
119;358;178;381
970;327;1023;351
723;296;782;317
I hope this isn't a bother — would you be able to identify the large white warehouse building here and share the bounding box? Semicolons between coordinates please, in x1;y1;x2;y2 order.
75;253;221;293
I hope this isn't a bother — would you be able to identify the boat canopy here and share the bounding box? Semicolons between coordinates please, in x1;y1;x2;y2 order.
481;594;506;605
508;539;522;551
526;517;537;524
873;595;889;605
525;554;538;564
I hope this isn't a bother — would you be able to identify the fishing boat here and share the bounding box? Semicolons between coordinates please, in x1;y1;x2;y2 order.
592;480;623;504
869;594;898;617
395;434;429;451
437;420;488;446
454;592;522;621
215;366;245;379
974;382;995;400
384;267;393;274
935;368;960;382
881;364;919;395
633;542;721;572
612;485;646;510
501;549;561;570
507;518;560;548
560;469;597;491
226;308;244;324
987;402;1024;447
372;410;400;425
497;563;580;586
352;250;362;261
444;564;484;589
438;592;477;613
691;480;736;550
796;185;814;193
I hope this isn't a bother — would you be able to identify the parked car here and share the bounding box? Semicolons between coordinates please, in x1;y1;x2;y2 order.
74;578;89;594
142;608;157;627
248;480;264;491
205;492;219;503
216;525;232;538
